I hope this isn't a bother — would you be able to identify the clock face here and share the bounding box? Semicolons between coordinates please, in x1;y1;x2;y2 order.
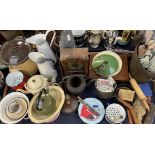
68;62;83;71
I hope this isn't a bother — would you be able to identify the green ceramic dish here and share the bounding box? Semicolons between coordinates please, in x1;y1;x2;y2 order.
92;51;122;77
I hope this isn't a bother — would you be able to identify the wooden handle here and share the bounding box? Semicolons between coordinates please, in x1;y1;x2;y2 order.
127;109;133;124
129;110;139;124
141;99;150;111
129;74;150;111
118;97;134;111
77;96;100;116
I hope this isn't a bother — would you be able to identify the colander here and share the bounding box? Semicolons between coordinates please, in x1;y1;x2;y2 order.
105;103;126;124
6;71;27;90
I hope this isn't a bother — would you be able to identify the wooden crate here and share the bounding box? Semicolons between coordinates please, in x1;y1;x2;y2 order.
60;48;89;76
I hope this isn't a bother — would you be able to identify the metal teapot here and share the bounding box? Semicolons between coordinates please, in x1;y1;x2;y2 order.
17;75;49;95
62;74;88;95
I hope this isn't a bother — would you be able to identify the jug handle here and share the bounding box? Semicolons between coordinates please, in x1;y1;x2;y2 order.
45;30;56;48
17;83;30;94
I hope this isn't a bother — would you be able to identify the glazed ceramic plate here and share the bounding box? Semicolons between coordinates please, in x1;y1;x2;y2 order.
92;51;122;77
105;103;126;124
78;98;105;124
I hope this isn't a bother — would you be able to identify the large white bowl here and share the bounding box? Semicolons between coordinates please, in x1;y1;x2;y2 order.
0;92;29;124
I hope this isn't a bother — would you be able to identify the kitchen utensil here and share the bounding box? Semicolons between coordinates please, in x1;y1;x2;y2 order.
77;96;100;116
29;52;57;81
33;89;56;116
0;38;38;76
62;94;79;113
95;77;117;99
78;98;105;124
117;97;134;111
117;97;139;124
92;51;122;77
63;74;88;95
28;84;65;123
0;38;30;65
127;109;133;124
104;30;118;50
6;71;27;90
105;103;126;124
72;30;86;47
129;109;139;124
26;30;57;63
6;97;28;120
17;75;49;95
129;74;150;111
0;92;29;124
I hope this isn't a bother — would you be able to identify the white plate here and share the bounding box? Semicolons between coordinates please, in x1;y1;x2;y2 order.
78;98;105;124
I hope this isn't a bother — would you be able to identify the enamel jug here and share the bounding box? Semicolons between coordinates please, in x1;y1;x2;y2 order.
26;30;57;63
29;52;57;81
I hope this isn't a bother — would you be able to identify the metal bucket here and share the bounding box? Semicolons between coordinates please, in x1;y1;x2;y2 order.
130;44;155;83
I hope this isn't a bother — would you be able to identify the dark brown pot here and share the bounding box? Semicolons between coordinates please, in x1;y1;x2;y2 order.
129;44;155;83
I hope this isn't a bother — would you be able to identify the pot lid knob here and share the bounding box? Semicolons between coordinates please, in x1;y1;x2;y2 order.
27;75;44;90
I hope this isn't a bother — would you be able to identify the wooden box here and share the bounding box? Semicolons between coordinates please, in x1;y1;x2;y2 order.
60;48;89;76
89;52;129;81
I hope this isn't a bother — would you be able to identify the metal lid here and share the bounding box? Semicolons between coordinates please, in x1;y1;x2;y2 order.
27;75;44;90
0;39;31;65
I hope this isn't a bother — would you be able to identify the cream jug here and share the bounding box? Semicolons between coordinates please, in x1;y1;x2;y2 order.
26;30;57;63
29;52;57;82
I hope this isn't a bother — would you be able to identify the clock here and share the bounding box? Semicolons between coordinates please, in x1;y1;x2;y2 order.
60;48;89;76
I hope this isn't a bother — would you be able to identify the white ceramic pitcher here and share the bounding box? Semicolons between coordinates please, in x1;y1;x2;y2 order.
29;52;57;82
26;30;57;63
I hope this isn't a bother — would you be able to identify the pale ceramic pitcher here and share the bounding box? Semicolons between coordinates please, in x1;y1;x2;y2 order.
26;30;57;63
29;52;57;82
